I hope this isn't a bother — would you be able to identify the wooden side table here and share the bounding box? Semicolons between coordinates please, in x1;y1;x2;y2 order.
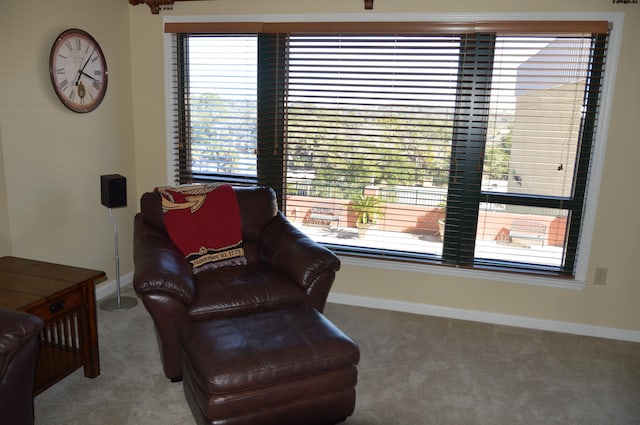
0;256;106;394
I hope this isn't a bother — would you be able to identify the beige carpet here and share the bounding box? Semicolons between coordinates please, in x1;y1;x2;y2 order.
34;289;640;425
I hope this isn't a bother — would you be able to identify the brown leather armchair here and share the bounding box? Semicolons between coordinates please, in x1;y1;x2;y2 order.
133;186;341;381
0;308;43;425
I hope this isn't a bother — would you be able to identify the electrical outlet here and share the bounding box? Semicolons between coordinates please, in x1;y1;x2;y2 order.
594;267;608;285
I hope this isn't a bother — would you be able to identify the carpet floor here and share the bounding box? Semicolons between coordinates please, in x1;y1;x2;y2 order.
34;289;640;425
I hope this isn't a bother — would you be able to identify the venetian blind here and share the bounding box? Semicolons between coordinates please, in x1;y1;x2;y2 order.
170;33;259;184
283;33;460;259
167;20;609;275
280;28;608;273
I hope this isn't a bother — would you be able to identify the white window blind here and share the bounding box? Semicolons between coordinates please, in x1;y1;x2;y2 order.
284;34;459;259
173;34;258;184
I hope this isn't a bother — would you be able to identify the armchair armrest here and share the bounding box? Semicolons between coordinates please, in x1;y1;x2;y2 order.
0;308;43;377
259;212;340;290
0;308;43;425
133;214;196;305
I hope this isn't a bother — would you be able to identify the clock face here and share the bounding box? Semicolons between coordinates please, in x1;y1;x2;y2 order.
49;29;108;113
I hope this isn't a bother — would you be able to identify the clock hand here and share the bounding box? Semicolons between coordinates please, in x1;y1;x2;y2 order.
75;69;83;85
80;71;98;82
79;48;95;73
75;49;96;85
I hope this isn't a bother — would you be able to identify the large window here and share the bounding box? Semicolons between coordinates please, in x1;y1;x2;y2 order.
167;20;612;279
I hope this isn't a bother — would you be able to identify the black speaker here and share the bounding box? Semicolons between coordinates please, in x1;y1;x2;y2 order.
100;174;127;208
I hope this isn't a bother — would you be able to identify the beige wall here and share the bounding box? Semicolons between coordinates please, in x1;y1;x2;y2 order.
129;0;640;334
0;0;136;285
0;128;10;254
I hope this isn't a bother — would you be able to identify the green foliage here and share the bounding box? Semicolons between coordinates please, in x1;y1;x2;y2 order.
351;195;384;224
190;93;257;174
190;94;514;190
483;133;512;180
286;104;455;200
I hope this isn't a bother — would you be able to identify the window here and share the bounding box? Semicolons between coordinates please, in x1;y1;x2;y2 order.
173;35;258;184
167;20;612;279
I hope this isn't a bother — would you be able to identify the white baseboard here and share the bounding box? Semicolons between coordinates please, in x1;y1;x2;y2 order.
94;278;639;343
95;272;134;301
328;292;640;343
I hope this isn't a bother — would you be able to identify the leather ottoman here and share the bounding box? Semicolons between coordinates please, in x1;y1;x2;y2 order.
179;307;360;425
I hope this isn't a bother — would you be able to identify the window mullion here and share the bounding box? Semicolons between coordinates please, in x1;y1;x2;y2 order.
176;33;192;183
257;33;288;209
563;33;608;273
444;33;495;266
483;193;580;210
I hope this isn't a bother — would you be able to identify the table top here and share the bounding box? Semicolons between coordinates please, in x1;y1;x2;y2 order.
0;256;106;310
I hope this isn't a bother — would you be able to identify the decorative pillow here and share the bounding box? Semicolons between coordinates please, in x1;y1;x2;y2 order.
156;184;247;274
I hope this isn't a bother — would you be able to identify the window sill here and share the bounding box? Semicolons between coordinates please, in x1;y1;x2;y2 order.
338;254;586;290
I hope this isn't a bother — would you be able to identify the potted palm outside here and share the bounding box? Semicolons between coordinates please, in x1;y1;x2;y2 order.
437;205;446;241
351;194;384;237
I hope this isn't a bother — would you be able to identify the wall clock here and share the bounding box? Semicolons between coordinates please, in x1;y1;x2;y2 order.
49;29;108;113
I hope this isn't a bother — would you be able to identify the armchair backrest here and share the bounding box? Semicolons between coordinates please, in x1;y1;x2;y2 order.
139;185;279;263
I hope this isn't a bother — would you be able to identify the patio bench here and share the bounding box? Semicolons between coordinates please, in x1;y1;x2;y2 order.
304;207;341;229
509;220;547;247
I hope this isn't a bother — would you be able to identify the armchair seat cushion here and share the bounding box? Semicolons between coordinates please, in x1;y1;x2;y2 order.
187;265;307;321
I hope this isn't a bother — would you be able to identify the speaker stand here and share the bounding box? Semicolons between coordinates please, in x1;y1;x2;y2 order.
101;207;137;311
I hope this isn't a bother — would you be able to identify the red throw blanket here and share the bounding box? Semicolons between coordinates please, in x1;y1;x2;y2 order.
156;184;246;274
